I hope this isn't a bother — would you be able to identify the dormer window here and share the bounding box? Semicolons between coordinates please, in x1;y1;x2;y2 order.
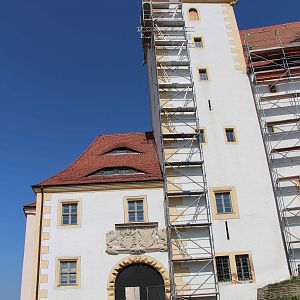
104;147;140;155
90;167;144;176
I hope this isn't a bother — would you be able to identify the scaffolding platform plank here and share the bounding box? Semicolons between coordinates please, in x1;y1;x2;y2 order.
170;222;211;228
271;145;300;153
172;257;213;263
157;60;190;66
155;19;185;27
266;118;300;126
155;39;187;46
161;107;196;113
159;82;193;88
167;191;206;197
165;160;203;167
278;175;300;182
163;132;198;139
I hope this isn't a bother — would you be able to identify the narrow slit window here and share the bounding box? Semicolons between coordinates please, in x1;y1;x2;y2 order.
199;129;206;144
235;254;252;281
267;124;274;134
194;37;203;48
215;192;233;214
225;128;236;143
188;8;199;21
199;69;208;81
216;256;232;282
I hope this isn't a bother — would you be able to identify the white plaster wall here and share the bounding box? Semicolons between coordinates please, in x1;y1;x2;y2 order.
181;2;290;299
20;211;36;300
42;187;168;300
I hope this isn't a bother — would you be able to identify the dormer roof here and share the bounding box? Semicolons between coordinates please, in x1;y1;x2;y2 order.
33;132;162;189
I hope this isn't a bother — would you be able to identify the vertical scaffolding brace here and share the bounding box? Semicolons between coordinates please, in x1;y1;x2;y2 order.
244;28;300;276
140;1;219;298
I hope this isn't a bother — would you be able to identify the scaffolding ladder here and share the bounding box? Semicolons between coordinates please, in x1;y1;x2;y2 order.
140;1;219;298
244;28;300;276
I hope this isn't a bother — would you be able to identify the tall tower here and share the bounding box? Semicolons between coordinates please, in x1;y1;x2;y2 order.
141;1;291;299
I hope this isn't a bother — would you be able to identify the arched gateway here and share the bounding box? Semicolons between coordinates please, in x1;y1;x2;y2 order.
107;256;170;300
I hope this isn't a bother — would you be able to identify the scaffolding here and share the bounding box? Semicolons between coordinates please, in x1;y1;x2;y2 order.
244;26;300;276
140;1;219;298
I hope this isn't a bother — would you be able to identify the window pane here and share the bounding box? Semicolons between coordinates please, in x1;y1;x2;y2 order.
236;255;252;281
137;212;144;222
128;202;135;211
69;261;77;271
199;130;205;143
71;204;77;213
60;274;68;285
216;200;224;213
62;215;69;225
69;274;77;284
136;201;144;210
71;215;77;225
216;256;232;282
226;129;235;142
62;205;70;214
128;212;136;222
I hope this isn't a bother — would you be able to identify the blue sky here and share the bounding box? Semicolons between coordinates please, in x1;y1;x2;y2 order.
0;0;299;299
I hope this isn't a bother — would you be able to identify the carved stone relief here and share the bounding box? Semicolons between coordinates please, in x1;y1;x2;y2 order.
106;225;167;255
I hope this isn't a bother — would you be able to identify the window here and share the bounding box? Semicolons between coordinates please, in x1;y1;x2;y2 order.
235;255;252;281
210;187;239;220
225;128;237;143
90;167;143;176
267;124;274;134
124;197;148;223
194;37;203;48
105;148;139;155
59;260;78;286
62;203;78;225
268;84;277;93
216;256;232;282
128;200;144;222
215;192;232;214
188;8;199;21
198;69;208;81
199;129;207;144
215;253;254;284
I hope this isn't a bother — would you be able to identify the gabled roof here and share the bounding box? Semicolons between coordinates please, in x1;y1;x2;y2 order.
240;21;300;50
33;132;163;188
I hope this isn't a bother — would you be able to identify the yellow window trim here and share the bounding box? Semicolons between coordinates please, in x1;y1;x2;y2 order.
56;257;81;289
215;251;256;284
124;196;149;223
193;36;205;49
224;126;238;144
209;186;240;220
187;7;200;21
57;199;81;228
197;68;210;82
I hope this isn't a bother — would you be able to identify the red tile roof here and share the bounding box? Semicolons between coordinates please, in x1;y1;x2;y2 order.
24;201;36;208
33;132;163;187
240;21;300;50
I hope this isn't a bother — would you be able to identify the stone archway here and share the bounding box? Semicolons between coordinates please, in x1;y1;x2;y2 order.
107;255;171;299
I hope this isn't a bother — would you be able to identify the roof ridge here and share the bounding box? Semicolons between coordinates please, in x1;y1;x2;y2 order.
240;21;300;33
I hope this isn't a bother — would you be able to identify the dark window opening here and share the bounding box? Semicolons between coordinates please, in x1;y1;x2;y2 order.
90;167;144;176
